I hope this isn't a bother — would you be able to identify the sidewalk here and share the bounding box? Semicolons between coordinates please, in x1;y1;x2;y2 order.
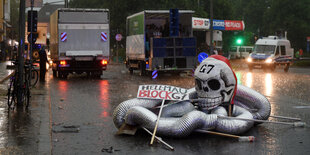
0;61;52;154
0;61;14;84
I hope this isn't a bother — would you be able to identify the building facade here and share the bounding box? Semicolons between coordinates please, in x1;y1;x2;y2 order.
0;0;10;60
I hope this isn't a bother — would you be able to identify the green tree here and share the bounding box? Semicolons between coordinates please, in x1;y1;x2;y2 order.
68;0;310;53
263;0;310;50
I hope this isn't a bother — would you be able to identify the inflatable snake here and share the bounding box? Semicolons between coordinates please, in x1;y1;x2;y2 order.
113;55;271;137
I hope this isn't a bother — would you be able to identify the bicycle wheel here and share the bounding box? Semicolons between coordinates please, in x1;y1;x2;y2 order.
30;69;39;87
8;85;17;110
23;82;30;108
7;78;14;109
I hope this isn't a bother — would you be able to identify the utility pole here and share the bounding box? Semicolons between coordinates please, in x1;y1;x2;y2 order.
209;0;214;55
30;0;34;65
17;0;25;106
65;0;68;8
116;29;119;63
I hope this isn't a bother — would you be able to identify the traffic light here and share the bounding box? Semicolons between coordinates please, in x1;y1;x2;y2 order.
27;10;38;32
236;37;243;45
169;9;179;37
28;33;38;44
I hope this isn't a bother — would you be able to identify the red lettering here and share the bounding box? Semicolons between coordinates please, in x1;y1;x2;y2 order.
194;20;198;26
165;92;172;100
159;91;166;99
151;90;159;98
225;20;243;30
194;20;203;26
138;90;149;98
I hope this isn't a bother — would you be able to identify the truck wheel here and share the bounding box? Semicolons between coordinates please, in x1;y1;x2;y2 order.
58;71;67;79
139;69;145;76
139;61;146;76
58;71;63;78
97;71;103;77
53;70;57;77
92;71;102;78
284;63;289;72
129;68;133;74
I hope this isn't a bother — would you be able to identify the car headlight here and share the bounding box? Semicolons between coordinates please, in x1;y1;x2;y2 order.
247;57;252;62
265;58;272;63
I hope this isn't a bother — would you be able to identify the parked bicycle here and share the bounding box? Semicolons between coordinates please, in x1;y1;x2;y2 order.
7;60;39;110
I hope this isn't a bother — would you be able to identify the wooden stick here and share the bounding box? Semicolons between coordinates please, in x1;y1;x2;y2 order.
196;129;239;138
195;129;255;142
269;115;301;121
228;104;232;116
150;99;165;145
233;107;302;121
142;127;174;150
218;116;305;127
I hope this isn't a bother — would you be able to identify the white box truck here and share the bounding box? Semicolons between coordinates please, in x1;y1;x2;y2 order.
126;10;196;75
246;36;293;72
50;8;110;78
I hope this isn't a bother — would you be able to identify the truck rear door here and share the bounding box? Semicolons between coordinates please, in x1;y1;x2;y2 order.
58;10;110;57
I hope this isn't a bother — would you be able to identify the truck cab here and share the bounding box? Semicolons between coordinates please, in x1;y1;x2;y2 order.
246;36;293;72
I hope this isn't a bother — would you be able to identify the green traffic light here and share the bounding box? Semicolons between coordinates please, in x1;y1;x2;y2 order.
236;38;243;45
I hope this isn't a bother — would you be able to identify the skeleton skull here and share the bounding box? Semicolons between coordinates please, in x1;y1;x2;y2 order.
194;56;236;110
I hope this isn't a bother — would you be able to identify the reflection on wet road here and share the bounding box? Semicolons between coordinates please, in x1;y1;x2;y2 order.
48;64;310;154
0;93;42;154
99;80;109;118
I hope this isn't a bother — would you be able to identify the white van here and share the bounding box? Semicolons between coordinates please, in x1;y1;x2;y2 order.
246;36;294;72
229;46;253;59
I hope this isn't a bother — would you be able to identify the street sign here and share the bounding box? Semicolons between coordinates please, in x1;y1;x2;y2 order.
115;34;122;41
101;32;107;42
137;85;188;101
198;52;208;63
61;32;67;42
152;70;158;79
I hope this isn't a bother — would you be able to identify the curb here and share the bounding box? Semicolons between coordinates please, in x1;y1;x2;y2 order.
0;71;15;84
34;83;52;155
38;92;52;155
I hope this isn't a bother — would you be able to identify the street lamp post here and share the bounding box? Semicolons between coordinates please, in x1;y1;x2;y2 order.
17;0;26;106
209;0;214;55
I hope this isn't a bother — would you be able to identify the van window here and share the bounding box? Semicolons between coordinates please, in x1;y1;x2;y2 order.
230;47;237;52
253;45;275;55
247;48;253;53
275;46;280;56
280;46;286;55
240;48;245;52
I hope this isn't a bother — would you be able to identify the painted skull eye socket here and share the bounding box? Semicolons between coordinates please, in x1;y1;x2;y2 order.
195;79;202;90
208;79;221;90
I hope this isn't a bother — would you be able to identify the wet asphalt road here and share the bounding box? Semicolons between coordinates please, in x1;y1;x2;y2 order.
47;63;310;155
